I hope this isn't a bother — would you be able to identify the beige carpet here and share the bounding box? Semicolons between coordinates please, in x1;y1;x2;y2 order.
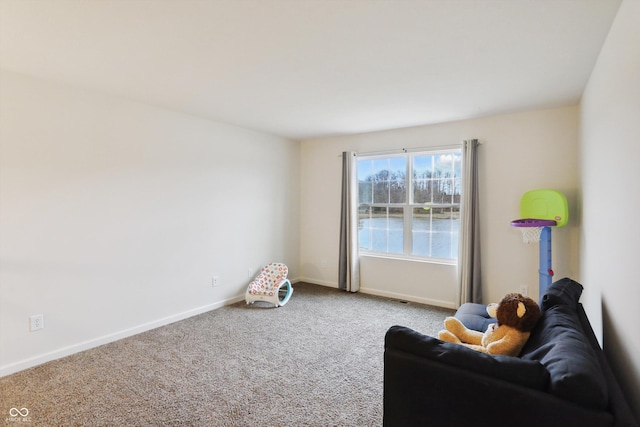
0;282;453;426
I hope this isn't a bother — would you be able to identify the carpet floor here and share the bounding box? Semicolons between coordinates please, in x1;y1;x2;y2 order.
1;282;454;426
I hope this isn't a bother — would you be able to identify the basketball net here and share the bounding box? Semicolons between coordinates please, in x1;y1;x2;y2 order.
520;226;543;244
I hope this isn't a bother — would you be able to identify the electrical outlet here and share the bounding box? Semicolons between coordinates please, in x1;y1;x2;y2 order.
212;276;219;287
519;285;528;296
248;268;254;279
30;314;44;332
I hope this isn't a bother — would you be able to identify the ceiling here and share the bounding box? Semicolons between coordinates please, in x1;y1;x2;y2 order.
0;0;622;141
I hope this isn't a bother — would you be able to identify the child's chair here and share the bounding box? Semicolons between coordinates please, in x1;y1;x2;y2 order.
245;262;293;307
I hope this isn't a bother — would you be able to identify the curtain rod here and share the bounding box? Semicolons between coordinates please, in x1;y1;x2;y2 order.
354;143;468;157
339;140;481;157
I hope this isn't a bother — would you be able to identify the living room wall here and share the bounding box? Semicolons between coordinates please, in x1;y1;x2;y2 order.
0;70;300;376
580;0;640;416
300;105;579;307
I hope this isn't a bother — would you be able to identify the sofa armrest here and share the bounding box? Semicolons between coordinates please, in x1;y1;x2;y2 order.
576;304;639;427
383;326;614;427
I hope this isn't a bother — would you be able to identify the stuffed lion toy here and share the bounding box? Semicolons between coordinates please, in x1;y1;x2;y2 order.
438;293;541;357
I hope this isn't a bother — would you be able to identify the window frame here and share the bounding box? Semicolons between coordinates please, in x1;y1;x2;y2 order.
356;148;461;264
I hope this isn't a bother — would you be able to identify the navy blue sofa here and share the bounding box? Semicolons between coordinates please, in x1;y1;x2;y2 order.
383;278;638;427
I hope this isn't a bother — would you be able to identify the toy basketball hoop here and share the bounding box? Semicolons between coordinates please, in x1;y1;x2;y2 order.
510;218;557;244
510;189;568;242
511;189;569;300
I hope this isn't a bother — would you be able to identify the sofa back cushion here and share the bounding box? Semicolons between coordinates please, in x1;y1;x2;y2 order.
386;325;550;390
521;302;608;409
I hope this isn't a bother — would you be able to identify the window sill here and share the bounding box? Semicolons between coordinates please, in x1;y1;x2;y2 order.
358;252;457;266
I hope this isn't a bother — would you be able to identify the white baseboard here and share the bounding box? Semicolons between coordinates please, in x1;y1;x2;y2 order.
359;287;456;309
0;294;245;378
296;278;455;309
297;277;338;288
1;283;453;377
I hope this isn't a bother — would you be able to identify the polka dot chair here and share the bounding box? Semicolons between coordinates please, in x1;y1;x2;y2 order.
245;262;293;307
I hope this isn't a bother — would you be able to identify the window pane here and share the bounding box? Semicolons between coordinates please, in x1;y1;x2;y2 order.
434;153;454;174
428;152;462;205
358;181;372;204
357;206;404;254
371;228;388;252
412;206;460;259
389;158;406;203
413;155;433;176
373;179;390;203
453;177;461;203
358;157;406;204
358;206;371;250
388;207;404;253
413;155;433;204
372;159;390;203
412;206;431;256
358;159;374;204
433;180;454;203
453;153;462;179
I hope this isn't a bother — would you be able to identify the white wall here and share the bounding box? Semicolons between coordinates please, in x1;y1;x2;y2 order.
300;105;579;307
580;0;640;416
0;70;300;376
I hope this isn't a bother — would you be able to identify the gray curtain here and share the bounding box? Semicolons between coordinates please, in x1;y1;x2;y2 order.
338;151;360;292
458;139;481;306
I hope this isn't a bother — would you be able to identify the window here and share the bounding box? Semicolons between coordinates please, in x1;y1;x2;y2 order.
357;149;461;261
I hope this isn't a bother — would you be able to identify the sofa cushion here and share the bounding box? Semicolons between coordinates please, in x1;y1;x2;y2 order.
521;303;608;409
540;277;583;311
455;302;496;332
386;325;550;390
